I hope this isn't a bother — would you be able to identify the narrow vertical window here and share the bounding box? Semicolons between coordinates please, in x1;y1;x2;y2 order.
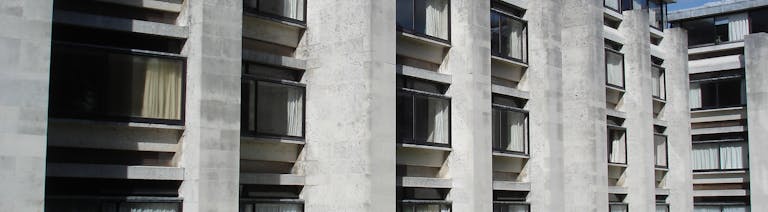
241;64;305;139
652;65;666;100
244;0;306;22
492;95;529;155
396;0;450;41
491;2;528;63
654;134;668;168
397;77;451;147
607;126;627;164
605;49;625;89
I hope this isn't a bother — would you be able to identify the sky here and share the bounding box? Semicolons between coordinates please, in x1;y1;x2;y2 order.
668;0;720;11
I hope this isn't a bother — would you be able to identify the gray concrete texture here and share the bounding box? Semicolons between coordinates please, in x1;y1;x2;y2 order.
0;0;53;211
746;33;768;212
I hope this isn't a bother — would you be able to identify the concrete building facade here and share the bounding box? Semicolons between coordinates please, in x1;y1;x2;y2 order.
0;0;693;211
669;1;768;211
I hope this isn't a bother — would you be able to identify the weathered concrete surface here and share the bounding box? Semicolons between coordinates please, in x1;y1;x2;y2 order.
559;0;608;211
746;33;768;212
444;0;493;211
523;0;565;211
0;0;53;211
661;27;694;212
299;0;397;211
620;10;656;212
668;0;768;21
180;0;242;211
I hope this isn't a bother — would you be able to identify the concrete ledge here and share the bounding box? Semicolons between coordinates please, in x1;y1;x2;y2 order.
608;186;628;194
48;137;178;153
694;170;748;175
242;50;307;70
691;107;746;123
692;125;745;135
94;0;183;13
47;163;183;180
604;8;623;21
239;173;305;185
53;11;188;39
241;136;305;145
49;118;185;131
398;177;452;188
693;177;747;184
689;54;744;74
606;108;627;119
650;44;664;59
653;119;668;127
688;41;744;55
397;143;452;152
650;27;664;39
603;25;624;44
655;188;671;195
500;0;526;9
397;32;451;48
492;181;531;191
396;65;452;84
694;189;748;197
492;151;530;159
491;55;528;69
491;84;530;100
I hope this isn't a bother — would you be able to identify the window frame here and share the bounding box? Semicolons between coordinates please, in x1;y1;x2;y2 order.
604;0;622;13
656;203;670;212
399;199;452;212
693;203;750;212
243;0;308;25
609;202;629;212
45;196;183;212
493;201;530;212
239;198;305;212
652;64;667;100
690;75;746;111
49;41;187;126
397;87;453;148
604;48;626;90
241;73;307;141
692;140;750;172
654;133;669;169
490;7;529;64
607;124;628;165
396;0;452;44
648;0;666;31
491;104;530;156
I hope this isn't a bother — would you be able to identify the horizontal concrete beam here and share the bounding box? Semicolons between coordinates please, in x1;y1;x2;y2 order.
492;181;531;191
692;125;745;135
398;177;452;188
53;11;188;39
650;27;664;40
491;84;531;100
47;163;183;180
396;65;452;84
242;50;307;71
604;8;624;21
655;188;671;195
693;176;747;184
669;0;768;21
93;0;183;13
688;41;744;55
608;186;629;194
49;118;184;130
689;54;744;74
651;44;664;59
693;189;748;197
691;107;746;123
606;108;627;119
603;26;625;44
653;119;669;127
239;173;305;185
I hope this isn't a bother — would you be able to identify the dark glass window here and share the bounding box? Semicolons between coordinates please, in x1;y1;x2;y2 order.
607;126;627;164
750;8;768;33
49;43;185;125
244;0;306;23
648;0;665;30
690;77;745;110
242;64;305;139
491;8;528;63
492;96;529;155
397;78;451;147
396;0;450;41
493;191;529;212
605;49;625;89
398;188;451;212
715;17;730;43
605;0;621;12
681;17;716;46
239;185;304;212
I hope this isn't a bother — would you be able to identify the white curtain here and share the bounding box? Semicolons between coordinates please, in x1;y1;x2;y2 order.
253;203;302;212
692;143;719;170
723;206;748;212
258;0;304;20
120;203;178;212
740;79;747;105
652;66;665;98
507;19;525;60
286;87;303;137
140;58;182;120
610;131;626;164
610;204;628;212
605;0;619;11
720;142;746;169
690;83;702;109
656;205;669;212
425;0;449;40
655;135;668;167
649;6;660;28
606;51;624;87
728;13;749;41
415;205;443;212
694;206;721;212
506;111;526;152
428;98;450;144
507;204;529;212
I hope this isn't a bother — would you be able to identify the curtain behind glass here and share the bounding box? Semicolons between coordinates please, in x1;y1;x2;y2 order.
723;205;748;212
428;97;450;144
286;87;304;136
694;206;722;212
507;204;529;212
252;203;302;212
605;0;620;11
610;130;626;164
139;58;182;120
652;66;664;98
690;83;702;109
728;13;749;41
692;143;719;170
425;0;449;40
610;204;628;212
720;142;747;169
256;82;304;137
504;18;526;61
257;0;304;21
655;135;668;166
119;202;178;212
505;111;526;152
656;205;669;212
606;51;624;87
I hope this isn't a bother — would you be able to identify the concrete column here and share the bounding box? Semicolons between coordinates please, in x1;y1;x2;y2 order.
661;28;693;212
0;0;53;211
524;0;565;211
180;0;242;211
300;0;397;211
745;33;768;212
619;10;655;212
559;0;608;211
444;0;493;211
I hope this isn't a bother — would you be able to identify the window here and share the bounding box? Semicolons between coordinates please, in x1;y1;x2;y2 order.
692;141;749;171
694;205;749;212
45;178;183;212
397;77;451;147
240;185;303;212
491;2;528;63
397;0;450;41
689;75;745;110
654;134;668;168
605;0;621;12
605;49;625;89
398;188;451;212
607;126;627;164
46;198;182;212
609;194;628;212
244;0;306;23
648;0;665;30
493;191;529;212
242;64;305;139
49;43;185;125
656;204;670;212
750;8;768;33
652;65;666;100
492;96;529;155
680;13;750;46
